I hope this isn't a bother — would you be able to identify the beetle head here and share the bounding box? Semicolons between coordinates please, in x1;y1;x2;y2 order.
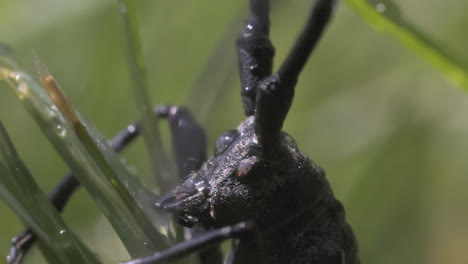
156;116;301;229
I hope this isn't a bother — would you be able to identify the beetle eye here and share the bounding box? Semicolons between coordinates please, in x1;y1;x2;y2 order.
214;130;239;156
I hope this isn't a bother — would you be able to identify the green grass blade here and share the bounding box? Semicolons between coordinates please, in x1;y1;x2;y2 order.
342;0;468;90
0;122;100;264
0;62;169;258
117;0;173;193
37;65;168;249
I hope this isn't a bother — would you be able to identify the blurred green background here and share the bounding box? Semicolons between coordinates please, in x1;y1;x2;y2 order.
1;0;468;263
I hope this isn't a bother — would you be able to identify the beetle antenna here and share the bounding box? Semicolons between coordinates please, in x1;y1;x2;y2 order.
254;0;336;153
237;0;275;116
277;0;336;84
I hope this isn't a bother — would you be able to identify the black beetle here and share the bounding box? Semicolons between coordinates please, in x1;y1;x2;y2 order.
8;0;359;263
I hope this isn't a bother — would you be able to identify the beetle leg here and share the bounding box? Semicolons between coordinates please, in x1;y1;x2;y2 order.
237;0;275;116
7;123;142;264
254;0;336;153
155;105;207;179
156;105;222;264
121;221;260;264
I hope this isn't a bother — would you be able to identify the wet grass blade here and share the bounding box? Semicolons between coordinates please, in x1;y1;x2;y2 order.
0;122;100;264
0;60;169;258
117;0;173;193
35;58;169;247
343;0;468;90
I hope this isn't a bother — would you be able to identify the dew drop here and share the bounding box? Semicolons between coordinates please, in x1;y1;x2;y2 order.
17;83;28;100
169;106;178;115
249;64;258;71
376;3;386;13
127;124;136;133
214;130;239;156
55;125;67;137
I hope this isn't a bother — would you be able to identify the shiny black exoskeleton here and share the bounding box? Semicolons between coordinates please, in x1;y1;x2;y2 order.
152;0;359;262
8;0;359;263
158;116;359;263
